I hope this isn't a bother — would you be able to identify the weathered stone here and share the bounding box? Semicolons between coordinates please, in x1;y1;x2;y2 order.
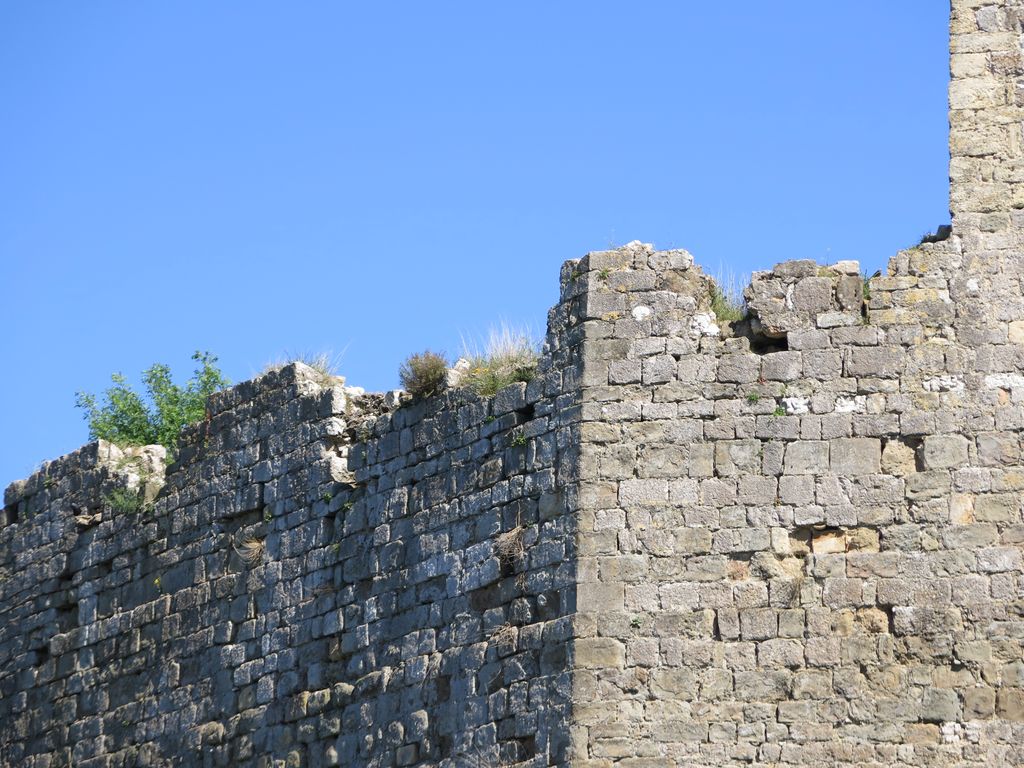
4;7;1024;766
881;440;917;476
761;352;802;381
783;442;829;475
829;438;881;475
920;688;960;723
835;275;863;310
922;434;971;470
575;638;626;669
965;687;996;718
717;354;761;384
792;277;833;312
997;688;1024;721
846;347;903;378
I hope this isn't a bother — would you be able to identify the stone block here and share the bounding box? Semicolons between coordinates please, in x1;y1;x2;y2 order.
811;530;845;554
608;360;641;384
822;578;863;608
920;688;959;723
642;356;677;385
774;260;819;278
829;438;881;475
977;546;1023;572
757;639;804;668
922;434;970;470
835;275;863;310
577;583;625;612
740;609;777;641
717;354;760;383
618;479;668;507
575;638;626;669
738;476;777;504
846;347;903;378
650;669;698;700
881;439;917;476
792;277;833;312
846;553;900;578
760;351;803;381
816;311;859;328
965;687;996;718
733;671;792;702
974;493;1020;522
783;442;828;475
712;528;770;553
715;440;762;476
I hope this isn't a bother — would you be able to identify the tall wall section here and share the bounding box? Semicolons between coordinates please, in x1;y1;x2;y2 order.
950;0;1024;336
569;240;1024;766
567;4;1024;764
0;263;587;768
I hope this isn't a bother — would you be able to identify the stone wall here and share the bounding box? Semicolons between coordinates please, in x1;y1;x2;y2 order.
0;261;586;768
950;0;1024;341
569;238;1024;766
950;0;1024;233
3;2;1024;767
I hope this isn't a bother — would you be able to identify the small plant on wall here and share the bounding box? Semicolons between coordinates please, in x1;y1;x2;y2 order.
76;351;229;456
399;351;449;398
103;487;147;515
460;323;540;398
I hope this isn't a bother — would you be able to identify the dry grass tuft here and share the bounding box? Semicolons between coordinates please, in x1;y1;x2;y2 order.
460;323;541;398
709;265;747;323
262;350;345;387
490;623;518;647
234;536;265;566
495;526;525;568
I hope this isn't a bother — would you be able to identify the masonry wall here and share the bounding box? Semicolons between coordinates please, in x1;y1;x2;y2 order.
949;0;1024;340
0;261;585;768
4;2;1024;767
569;239;1024;766
564;6;1024;762
950;0;1024;234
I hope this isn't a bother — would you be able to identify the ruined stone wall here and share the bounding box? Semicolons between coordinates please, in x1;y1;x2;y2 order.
563;7;1024;763
0;263;586;768
569;238;1024;766
3;2;1024;767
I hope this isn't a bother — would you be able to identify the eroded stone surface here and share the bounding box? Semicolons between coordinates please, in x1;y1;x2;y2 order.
3;2;1024;767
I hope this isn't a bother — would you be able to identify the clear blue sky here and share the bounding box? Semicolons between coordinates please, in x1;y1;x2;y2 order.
1;2;949;487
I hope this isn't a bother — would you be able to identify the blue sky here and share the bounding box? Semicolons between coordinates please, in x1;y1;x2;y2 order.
1;2;950;486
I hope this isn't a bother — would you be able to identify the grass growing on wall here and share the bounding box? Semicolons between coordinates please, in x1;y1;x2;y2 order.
710;267;747;323
460;323;541;398
261;350;345;387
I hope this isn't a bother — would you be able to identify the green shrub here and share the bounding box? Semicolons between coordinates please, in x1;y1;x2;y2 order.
399;351;449;398
103;487;146;515
76;351;229;454
461;324;540;398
